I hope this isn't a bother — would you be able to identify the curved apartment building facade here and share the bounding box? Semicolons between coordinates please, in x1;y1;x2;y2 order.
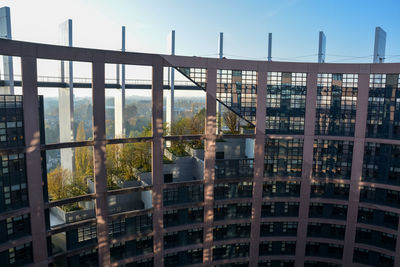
0;38;399;267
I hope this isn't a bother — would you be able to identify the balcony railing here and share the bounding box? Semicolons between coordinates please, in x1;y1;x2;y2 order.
215;158;254;179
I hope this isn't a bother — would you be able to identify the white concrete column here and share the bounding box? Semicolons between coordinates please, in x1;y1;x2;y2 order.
318;31;326;63
373;27;386;63
0;7;14;94
267;32;272;62
166;30;175;136
59;19;74;171
114;26;126;138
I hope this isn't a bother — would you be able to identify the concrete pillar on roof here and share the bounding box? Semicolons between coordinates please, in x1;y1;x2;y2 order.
0;6;14;94
373;27;386;63
59;19;74;171
115;26;126;138
267;32;272;62
166;30;175;137
318;31;326;63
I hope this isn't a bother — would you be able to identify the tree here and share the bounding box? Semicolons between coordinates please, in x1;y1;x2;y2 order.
105;123;153;188
75;121;93;178
47;166;71;201
106;144;123;189
223;109;240;134
190;108;205;148
47;165;88;201
45;122;59;144
126;104;138;126
106;119;115;139
190;108;205;135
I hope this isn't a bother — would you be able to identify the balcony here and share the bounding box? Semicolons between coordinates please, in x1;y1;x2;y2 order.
214;203;252;221
108;213;152;239
261;202;299;218
353;247;394;266
213;223;251;241
212;243;250;261
357;207;399;230
305;242;343;260
310;183;349;200
164;248;203;266
164;207;203;228
260;222;298;237
308;203;347;221
109;236;153;262
163;184;204;206
214;182;253;200
164;228;203;249
263;181;301;198
307;223;345;240
355;228;397;251
360;187;400;209
215;158;254;179
259;241;296;256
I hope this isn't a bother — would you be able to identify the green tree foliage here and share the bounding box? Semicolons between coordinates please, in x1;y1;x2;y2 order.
46;123;90;203
126;104;138;126
190;108;205;148
75;121;93;178
47;166;87;203
106;119;115;139
47;166;71;200
106;123;152;189
223;109;240;134
47;122;91;202
167;108;206;155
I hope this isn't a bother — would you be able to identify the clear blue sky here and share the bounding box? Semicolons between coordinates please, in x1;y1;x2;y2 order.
3;0;400;63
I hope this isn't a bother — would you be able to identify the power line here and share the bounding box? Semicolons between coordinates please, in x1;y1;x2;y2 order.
196;53;219;57
273;54;318;60
327;55;373;63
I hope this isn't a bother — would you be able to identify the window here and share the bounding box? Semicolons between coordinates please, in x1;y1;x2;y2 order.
4;214;30;240
315;73;358;136
163;188;178;205
164;209;178;227
8;242;32;265
313;140;353;179
0;152;28;211
367;73;400;139
188;184;204;202
217;69;257;123
266;72;307;134
0;96;25;148
178;67;207;88
363;142;400;185
78;224;97;242
264;138;303;177
108;218;125;238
